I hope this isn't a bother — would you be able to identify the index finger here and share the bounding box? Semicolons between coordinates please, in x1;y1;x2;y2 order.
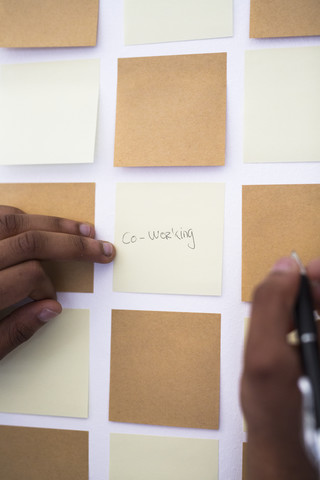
0;212;95;240
0;205;25;215
0;231;115;268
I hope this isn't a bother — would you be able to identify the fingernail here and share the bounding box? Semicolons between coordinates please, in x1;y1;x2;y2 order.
79;223;92;237
37;308;60;323
271;257;298;273
103;242;114;257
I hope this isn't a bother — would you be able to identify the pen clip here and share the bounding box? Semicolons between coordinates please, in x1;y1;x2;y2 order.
298;376;320;472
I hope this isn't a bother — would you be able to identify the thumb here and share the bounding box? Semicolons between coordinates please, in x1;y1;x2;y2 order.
0;300;62;360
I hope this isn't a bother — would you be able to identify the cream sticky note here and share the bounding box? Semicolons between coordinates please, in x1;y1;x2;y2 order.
244;47;320;164
113;183;225;296
0;426;88;480
0;59;100;165
109;310;221;429
250;0;320;38
124;0;233;44
114;54;226;167
110;434;219;480
0;0;99;47
0;309;89;418
242;185;320;302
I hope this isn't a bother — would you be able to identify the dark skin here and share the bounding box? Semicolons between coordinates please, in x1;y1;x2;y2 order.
241;256;320;479
0;205;116;360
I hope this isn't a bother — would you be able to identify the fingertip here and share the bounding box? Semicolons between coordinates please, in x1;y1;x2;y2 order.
270;256;300;274
102;242;116;262
79;223;95;238
37;301;62;323
307;258;320;280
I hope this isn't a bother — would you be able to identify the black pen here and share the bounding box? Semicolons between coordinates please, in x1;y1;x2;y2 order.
292;252;320;434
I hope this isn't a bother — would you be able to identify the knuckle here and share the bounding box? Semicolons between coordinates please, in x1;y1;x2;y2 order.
15;231;43;256
0;214;24;238
24;260;47;283
72;235;87;256
8;321;35;348
51;216;64;231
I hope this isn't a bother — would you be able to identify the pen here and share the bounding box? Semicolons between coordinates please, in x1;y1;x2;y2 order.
292;252;320;467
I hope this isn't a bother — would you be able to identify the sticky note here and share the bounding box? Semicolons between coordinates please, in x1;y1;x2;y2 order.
124;0;232;44
113;183;225;296
242;185;320;302
0;59;100;165
110;434;219;480
0;183;95;293
0;426;88;480
114;53;226;167
0;309;89;418
244;47;320;164
109;310;221;429
242;443;248;480
0;0;99;47
250;0;320;38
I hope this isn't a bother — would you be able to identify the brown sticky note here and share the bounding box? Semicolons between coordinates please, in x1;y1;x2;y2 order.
0;425;88;480
0;0;99;47
242;185;320;302
109;309;221;429
250;0;320;38
242;443;248;480
0;183;95;293
114;53;226;167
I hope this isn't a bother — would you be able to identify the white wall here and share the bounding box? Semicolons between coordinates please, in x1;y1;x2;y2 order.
0;1;319;478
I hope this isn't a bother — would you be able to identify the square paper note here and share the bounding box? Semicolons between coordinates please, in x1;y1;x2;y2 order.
244;47;320;164
0;59;100;165
242;184;320;302
0;309;89;418
124;0;232;44
113;183;225;296
109;310;221;429
0;183;95;293
110;434;219;480
114;54;226;167
0;0;99;47
250;0;320;38
0;426;88;480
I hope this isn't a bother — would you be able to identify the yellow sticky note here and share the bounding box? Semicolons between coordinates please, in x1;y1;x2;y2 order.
0;309;89;418
250;0;320;38
0;183;96;293
244;47;320;164
0;426;88;480
0;59;100;165
113;183;225;296
109;310;221;429
242;443;248;480
242;184;320;302
124;0;233;44
0;0;99;47
114;54;226;167
110;434;219;480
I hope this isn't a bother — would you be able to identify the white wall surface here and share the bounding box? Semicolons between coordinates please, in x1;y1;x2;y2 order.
0;1;319;479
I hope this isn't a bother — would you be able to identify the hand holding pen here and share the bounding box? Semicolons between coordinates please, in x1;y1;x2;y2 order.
241;255;320;480
291;251;320;470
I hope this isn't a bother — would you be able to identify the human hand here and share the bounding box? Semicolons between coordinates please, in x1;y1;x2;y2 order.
0;206;115;360
241;256;320;480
